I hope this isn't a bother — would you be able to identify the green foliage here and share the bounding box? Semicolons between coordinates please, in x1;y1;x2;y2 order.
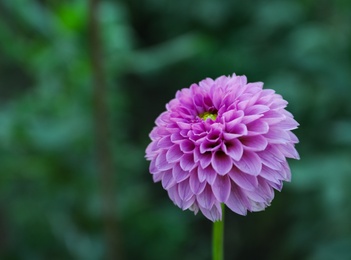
1;0;351;259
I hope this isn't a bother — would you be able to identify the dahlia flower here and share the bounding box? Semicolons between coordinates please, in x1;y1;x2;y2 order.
145;74;299;221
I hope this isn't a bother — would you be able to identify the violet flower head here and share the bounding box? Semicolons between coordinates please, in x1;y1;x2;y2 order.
145;74;299;221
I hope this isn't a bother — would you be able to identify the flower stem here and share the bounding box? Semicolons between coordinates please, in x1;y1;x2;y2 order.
212;204;225;260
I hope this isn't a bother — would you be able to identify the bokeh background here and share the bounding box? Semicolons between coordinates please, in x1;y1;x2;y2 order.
1;0;351;259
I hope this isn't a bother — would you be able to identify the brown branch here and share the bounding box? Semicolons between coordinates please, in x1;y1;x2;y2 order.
88;0;122;259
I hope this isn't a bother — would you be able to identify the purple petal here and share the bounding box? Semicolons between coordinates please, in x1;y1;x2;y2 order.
241;114;263;124
246;192;267;205
171;132;184;143
179;96;194;108
258;150;282;170
180;153;195;171
245;89;262;107
189;202;199;215
178;180;193;201
239;135;268;151
222;139;244;161
179;139;195;153
189;171;207;195
212;151;233;175
288;131;299;143
156;150;173;171
167;184;182;208
261;145;285;162
225;122;248;135
262;110;285;124
194;93;204;108
259;165;281;184
157;136;173;148
281;161;292;181
176;121;191;130
245;105;270;115
198;151;212;169
268;180;283;191
198;165;217;185
234;151;262;176
258;176;275;197
145;141;158;159
222;110;244;123
200;139;222;153
197;185;215;209
166;145;183;163
228;167;258;191
161;171;176;189
269;98;288;110
225;184;248;215
246;82;263;91
199;203;222;221
212;175;231;202
264;129;290;144
279;117;299;130
172;163;190;183
207;127;222;141
223;132;243;139
237;99;249;111
152;172;163;182
247;120;269;135
180;195;196;210
149;159;160;174
244;178;274;203
212;87;224;109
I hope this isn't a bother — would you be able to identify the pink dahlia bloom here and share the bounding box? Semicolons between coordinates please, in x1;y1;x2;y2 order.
145;74;299;221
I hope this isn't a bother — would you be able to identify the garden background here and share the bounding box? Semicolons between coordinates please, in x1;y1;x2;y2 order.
1;0;351;259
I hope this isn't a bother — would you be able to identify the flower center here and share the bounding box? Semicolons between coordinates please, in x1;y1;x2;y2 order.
199;111;217;121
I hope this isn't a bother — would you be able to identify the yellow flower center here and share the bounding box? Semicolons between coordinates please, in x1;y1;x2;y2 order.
199;111;217;121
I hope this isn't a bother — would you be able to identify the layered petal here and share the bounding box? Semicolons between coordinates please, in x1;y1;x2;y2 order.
145;73;299;222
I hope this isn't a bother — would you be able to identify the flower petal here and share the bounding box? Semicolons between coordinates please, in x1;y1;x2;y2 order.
178;180;193;201
225;184;248;215
239;135;268;151
233;151;262;176
167;184;182;208
212;175;231;202
259;165;281;184
152;172;163;182
189;172;207;195
172;163;190;183
162;170;176;189
180;153;195;171
225;122;248;135
156;150;173;171
264;128;291;144
199;203;222;221
212;151;233;175
195;149;212;169
197;185;215;209
179;139;195;153
149;159;160;174
180;196;195;210
200;139;222;153
228;167;258;191
247;120;269;135
198;165;217;185
166;145;183;163
245;105;270;115
222;139;244;161
157;136;173;148
262;110;285;124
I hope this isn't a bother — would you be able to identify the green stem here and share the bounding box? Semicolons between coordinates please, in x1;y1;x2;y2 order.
212;204;225;260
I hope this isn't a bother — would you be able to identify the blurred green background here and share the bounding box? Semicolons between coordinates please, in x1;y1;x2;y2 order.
1;0;351;259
